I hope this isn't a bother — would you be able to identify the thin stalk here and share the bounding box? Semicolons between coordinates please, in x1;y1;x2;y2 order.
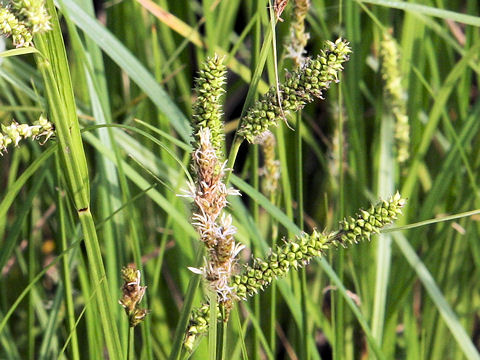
56;154;80;360
252;145;260;360
295;113;309;360
334;88;345;360
217;304;228;360
224;136;243;186
209;292;218;360
268;194;279;352
28;207;35;360
127;326;135;360
168;249;205;360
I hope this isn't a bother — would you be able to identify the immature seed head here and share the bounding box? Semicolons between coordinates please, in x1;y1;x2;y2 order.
238;38;351;143
335;192;406;246
192;55;227;160
380;33;410;164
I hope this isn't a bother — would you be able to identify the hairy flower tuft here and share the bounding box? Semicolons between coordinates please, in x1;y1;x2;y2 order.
184;127;242;302
238;38;351;143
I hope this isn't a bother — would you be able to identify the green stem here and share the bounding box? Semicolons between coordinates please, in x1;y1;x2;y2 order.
56;154;80;360
127;326;134;360
252;145;260;360
334;87;345;360
295;113;309;360
209;292;218;360
35;0;122;357
224;136;243;186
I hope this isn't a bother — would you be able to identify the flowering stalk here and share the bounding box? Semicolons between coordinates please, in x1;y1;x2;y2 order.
119;265;148;327
184;193;406;350
238;38;351;143
185;56;243;308
380;33;409;164
0;115;54;154
285;0;311;67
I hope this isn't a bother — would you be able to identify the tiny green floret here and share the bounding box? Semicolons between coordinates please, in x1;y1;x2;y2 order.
238;38;351;143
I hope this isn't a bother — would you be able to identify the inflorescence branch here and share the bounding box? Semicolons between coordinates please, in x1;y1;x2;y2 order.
184;193;406;350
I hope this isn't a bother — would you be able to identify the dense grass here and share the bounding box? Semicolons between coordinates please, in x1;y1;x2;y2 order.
0;0;480;359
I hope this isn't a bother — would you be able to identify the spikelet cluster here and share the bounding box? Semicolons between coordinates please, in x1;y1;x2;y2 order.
119;265;148;327
380;33;409;164
336;192;405;244
191;55;227;160
285;0;311;67
0;115;54;154
0;5;32;47
255;131;280;195
0;0;50;48
184;193;406;349
185;56;244;304
238;38;351;143
184;303;221;352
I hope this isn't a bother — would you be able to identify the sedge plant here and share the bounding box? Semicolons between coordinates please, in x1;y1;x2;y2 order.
1;1;479;359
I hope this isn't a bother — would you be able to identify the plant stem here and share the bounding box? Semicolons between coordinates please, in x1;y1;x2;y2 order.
295;113;309;360
127;326;134;360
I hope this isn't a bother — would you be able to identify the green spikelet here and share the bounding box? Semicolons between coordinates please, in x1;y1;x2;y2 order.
184;303;221;352
192;55;227;159
336;192;406;245
0;6;33;47
11;0;51;34
238;38;351;143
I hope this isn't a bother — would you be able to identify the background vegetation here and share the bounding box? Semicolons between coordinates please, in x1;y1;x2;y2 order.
0;0;479;359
